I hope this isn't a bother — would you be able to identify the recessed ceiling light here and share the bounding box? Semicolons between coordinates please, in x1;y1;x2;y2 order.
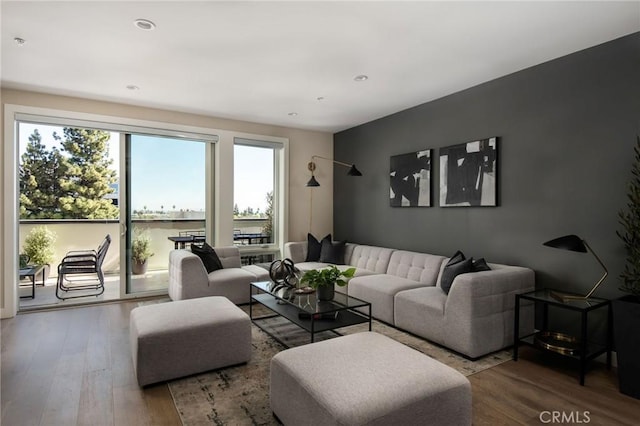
134;19;156;31
288;112;298;117
14;37;26;46
354;75;369;82
126;85;140;91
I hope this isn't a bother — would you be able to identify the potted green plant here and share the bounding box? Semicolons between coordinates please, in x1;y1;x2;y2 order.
301;265;356;301
22;226;56;280
131;230;154;275
613;135;640;399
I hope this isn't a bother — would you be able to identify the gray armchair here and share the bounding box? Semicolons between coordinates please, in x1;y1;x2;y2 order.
168;246;270;304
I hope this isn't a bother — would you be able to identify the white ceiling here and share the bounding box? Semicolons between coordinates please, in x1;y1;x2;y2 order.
2;1;639;133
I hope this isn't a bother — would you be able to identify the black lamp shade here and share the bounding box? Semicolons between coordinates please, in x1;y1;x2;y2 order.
306;175;320;187
347;165;362;176
543;235;588;253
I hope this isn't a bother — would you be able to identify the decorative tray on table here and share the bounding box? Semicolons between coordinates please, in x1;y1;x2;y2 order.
534;331;580;356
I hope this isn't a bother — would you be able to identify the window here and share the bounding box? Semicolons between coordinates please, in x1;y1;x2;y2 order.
12;111;218;308
233;138;283;263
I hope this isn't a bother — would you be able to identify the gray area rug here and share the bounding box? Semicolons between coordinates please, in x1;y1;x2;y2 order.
165;304;512;425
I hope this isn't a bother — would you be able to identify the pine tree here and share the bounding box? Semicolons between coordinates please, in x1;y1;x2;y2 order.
56;128;118;219
262;191;274;237
19;129;68;218
618;136;640;296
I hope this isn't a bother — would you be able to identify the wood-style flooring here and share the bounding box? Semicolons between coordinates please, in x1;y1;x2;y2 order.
2;300;638;425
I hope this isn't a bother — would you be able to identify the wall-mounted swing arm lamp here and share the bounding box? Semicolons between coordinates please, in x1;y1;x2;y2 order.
543;234;608;302
306;155;362;187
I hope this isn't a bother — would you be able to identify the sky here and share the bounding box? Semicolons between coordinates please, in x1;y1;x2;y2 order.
18;123;273;213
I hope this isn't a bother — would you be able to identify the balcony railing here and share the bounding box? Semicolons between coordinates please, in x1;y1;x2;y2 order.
19;218;274;276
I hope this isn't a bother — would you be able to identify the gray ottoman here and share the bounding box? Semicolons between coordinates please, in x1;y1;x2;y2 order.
130;296;251;386
270;332;471;426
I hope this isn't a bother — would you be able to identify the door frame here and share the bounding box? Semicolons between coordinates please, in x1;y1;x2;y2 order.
2;104;222;317
120;133;216;297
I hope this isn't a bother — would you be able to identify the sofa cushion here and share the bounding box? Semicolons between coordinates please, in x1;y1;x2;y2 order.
394;287;447;344
190;242;223;273
335;265;377;277
349;274;428;324
209;246;243;268
206;267;258;304
385;251;446;284
347;245;396;274
306;233;331;262
242;264;270;281
294;261;331;272
319;238;346;264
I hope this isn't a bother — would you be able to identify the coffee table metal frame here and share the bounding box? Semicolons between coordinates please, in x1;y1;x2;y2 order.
250;281;372;347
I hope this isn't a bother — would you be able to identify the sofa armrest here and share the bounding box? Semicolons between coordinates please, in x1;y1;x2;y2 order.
443;265;535;358
445;265;535;318
284;241;307;263
168;250;209;300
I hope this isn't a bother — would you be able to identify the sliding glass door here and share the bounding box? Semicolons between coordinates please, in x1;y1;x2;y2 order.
124;134;213;295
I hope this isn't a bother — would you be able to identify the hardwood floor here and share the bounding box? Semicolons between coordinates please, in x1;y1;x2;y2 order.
1;300;180;426
2;300;638;425
469;349;639;425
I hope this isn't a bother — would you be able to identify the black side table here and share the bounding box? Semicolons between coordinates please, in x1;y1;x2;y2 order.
19;264;46;299
513;288;611;386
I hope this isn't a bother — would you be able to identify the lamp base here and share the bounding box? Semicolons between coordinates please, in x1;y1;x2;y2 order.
550;291;589;303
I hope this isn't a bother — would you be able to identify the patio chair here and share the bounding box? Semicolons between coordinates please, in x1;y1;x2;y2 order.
56;234;111;300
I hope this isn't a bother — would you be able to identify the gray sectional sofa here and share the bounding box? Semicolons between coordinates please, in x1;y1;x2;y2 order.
284;241;534;359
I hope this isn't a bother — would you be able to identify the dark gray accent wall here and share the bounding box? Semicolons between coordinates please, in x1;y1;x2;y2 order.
334;33;640;299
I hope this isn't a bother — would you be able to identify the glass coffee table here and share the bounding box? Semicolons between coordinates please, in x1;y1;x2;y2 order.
250;281;372;347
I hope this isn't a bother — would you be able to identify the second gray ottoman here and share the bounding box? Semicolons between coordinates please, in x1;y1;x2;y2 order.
130;296;251;386
270;332;471;426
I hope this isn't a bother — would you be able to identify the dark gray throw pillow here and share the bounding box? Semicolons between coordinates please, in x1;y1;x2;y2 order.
472;258;491;272
441;254;473;295
319;239;346;265
449;250;466;265
306;233;331;262
191;242;223;273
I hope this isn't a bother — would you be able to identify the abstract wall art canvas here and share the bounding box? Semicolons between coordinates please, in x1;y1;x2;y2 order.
390;149;431;207
439;137;498;207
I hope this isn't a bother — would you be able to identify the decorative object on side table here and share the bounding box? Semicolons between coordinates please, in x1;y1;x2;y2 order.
300;265;355;301
613;135;640;399
542;234;608;302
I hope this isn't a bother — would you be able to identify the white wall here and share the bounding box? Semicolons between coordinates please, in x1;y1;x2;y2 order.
1;89;334;317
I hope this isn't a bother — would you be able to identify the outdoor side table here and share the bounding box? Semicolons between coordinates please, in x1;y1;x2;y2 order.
19;264;46;299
